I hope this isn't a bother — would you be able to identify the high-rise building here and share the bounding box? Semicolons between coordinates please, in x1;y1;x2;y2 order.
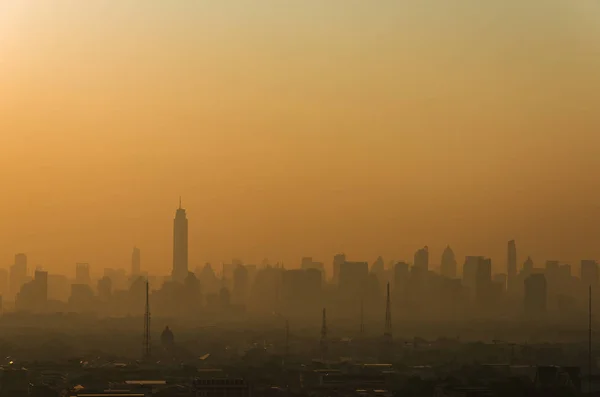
494;274;508;293
10;253;27;300
414;246;429;272
75;263;91;285
524;274;547;315
97;276;112;302
546;260;560;273
393;261;409;297
545;260;560;295
15;270;47;313
507;240;517;291
35;270;48;304
172;198;189;283
581;260;598;286
47;274;69;302
558;264;572;280
301;257;325;279
463;256;483;293
282;268;322;310
333;253;346;284
104;268;128;291
14;253;26;268
233;265;249;304
475;258;492;304
339;261;368;298
69;284;95;312
198;263;219;295
441;246;457;278
131;247;141;276
523;256;534;274
0;269;8;299
371;256;385;274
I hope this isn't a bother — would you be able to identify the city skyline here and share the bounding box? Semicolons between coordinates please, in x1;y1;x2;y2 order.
4;200;600;281
1;2;599;395
4;199;600;278
2;2;600;275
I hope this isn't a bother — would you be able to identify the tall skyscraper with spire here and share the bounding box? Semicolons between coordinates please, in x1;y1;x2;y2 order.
172;198;189;283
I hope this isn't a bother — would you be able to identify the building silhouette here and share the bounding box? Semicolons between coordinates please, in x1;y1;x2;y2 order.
301;257;325;279
494;273;507;293
523;256;534;275
104;267;127;291
339;261;368;299
198;263;219;295
581;260;598;286
414;246;429;273
441;246;457;278
97;276;112;302
0;269;8;301
75;263;91;285
475;257;492;306
282;268;322;312
463;256;483;296
507;240;517;293
333;253;346;284
393;261;409;301
69;284;95;312
10;253;27;300
131;246;141;277
524;273;547;316
15;269;47;313
371;256;385;278
233;265;249;304
47;274;69;302
172;199;189;283
161;326;174;350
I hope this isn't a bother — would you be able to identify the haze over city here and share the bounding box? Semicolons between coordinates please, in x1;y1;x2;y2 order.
4;2;600;396
2;1;600;276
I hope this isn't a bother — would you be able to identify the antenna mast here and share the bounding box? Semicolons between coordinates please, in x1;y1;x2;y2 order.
320;308;328;361
360;298;365;338
144;280;151;359
284;319;290;368
590;285;592;393
384;282;392;343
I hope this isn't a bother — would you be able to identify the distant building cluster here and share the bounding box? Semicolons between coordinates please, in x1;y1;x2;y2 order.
1;203;597;326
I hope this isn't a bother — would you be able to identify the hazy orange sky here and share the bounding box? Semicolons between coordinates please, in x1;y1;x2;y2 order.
1;1;600;277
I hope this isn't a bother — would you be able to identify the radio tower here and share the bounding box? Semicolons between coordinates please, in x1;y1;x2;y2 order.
143;280;151;359
320;308;328;360
283;319;290;368
384;282;392;344
589;285;592;394
360;298;365;338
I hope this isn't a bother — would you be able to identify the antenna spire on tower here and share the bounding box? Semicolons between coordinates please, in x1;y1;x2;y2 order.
179;196;182;209
384;282;392;342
